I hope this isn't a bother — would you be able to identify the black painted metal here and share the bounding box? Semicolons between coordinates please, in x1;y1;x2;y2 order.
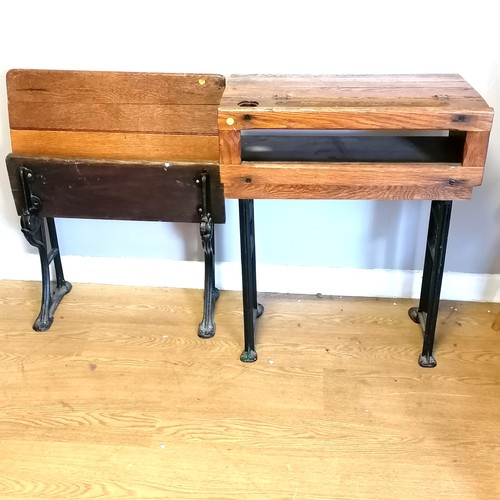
196;172;220;338
409;200;453;367
19;167;72;331
238;199;264;362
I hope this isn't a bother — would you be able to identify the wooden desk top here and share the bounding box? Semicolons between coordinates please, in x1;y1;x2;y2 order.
219;74;493;132
218;74;493;200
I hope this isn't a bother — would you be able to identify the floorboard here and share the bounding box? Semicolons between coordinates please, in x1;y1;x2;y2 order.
0;281;499;499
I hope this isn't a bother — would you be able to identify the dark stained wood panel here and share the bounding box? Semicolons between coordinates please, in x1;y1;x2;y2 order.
6;155;225;223
7;70;225;105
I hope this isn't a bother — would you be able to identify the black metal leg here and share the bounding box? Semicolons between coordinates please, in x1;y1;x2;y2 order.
196;171;219;338
197;217;220;338
409;200;452;367
239;199;264;362
21;215;72;331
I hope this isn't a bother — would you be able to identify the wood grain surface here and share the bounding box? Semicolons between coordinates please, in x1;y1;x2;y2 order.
10;130;219;161
10;130;220;161
7;69;225;104
219;109;492;132
218;74;492;201
462;131;492;168
10;103;219;134
0;281;499;499
220;163;479;199
7;70;225;162
219;74;493;131
218;130;241;164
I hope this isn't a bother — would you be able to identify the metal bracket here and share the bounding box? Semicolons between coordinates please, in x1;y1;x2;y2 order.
20;167;42;215
196;172;214;257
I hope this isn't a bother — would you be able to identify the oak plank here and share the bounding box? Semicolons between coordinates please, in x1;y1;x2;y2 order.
10;103;219;134
221;74;488;104
219;74;493;132
7;69;225;105
218;130;241;164
220;180;473;200
462;131;491;168
222;162;480;184
220;163;481;200
10;130;220;162
218;108;493;132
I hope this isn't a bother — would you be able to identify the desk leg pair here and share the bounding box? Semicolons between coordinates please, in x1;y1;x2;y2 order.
21;215;72;331
238;199;452;367
19;168;220;336
22;213;220;335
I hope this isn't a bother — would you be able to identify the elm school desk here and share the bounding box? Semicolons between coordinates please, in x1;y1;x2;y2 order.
218;74;493;367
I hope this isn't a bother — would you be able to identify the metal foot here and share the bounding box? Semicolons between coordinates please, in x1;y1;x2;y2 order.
240;348;257;363
408;306;420;324
256;303;264;318
33;280;72;331
198;288;220;338
419;354;437;368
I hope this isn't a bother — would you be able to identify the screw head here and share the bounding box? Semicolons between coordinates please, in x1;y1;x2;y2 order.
226;117;235;126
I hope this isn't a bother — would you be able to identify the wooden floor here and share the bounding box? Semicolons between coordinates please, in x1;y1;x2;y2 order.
0;281;499;499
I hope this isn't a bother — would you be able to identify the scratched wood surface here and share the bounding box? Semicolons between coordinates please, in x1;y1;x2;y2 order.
7;70;225;161
220;163;478;200
1;281;499;499
219;74;493;131
6;156;226;223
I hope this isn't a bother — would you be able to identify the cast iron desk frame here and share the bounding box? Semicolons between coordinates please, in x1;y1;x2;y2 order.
218;74;493;367
5;69;226;337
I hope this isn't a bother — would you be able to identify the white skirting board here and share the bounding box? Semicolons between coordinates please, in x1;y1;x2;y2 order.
2;254;500;303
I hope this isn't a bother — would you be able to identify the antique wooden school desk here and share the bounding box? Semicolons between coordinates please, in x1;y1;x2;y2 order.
218;74;493;367
6;70;225;337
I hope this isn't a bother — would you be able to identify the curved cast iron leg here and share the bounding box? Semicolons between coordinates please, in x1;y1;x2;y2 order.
409;200;452;367
21;215;72;331
239;199;264;362
198;217;220;338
